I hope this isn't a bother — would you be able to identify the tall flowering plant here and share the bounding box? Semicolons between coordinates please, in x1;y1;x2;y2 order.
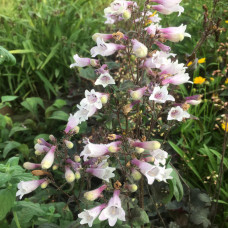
16;0;201;226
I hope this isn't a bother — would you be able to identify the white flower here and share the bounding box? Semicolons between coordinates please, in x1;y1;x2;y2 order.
75;101;97;122
80;142;109;161
104;0;128;16
149;85;175;103
95;72;115;88
86;166;116;183
90;38;125;57
167;106;190;121
157;167;173;182
150;149;168;166
162;72;192;85
99;190;126;226
70;54;91;68
83;89;103;109
78;204;107;227
16;179;45;199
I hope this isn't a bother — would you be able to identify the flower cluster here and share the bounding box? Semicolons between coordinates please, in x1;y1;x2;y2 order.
16;0;202;227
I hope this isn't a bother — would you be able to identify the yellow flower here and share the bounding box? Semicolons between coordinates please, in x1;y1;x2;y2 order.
225;78;228;84
210;77;214;81
221;121;228;132
194;76;206;84
187;61;193;67
225;20;228;24
198;58;206;64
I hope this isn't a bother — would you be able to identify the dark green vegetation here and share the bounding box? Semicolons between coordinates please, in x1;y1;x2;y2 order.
0;0;227;227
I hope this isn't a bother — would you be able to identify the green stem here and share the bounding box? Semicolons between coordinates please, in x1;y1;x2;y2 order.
13;211;22;228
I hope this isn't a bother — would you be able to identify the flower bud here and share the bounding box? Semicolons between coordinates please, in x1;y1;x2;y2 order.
131;169;142;181
144;156;155;163
23;162;41;170
73;126;80;134
107;141;121;153
130;87;147;101
41;146;56;169
123;10;131;20
126;184;138;192
135;147;145;154
107;134;122;141
75;171;81;180
132;141;161;150
90;59;100;67
132;39;148;58
74;155;81;163
65;167;75;183
49;135;56;142
52;164;59;170
64;140;74;149
41;180;49;189
84;185;107;201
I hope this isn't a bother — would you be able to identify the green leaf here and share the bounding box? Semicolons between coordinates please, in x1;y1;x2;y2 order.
168;141;202;181
0;188;16;220
79;67;97;81
0;173;11;187
0;46;16;66
9;49;35;54
3;141;21;158
9;126;29;137
119;80;135;91
1;96;18;103
6;157;19;166
48;111;69;121
131;207;149;226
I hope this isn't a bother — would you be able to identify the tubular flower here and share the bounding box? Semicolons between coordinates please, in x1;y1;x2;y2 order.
80;142;109;161
16;179;46;199
107;141;122;153
78;203;107;227
157;167;173;182
41;146;56;169
131;158;162;185
95;72;115;88
162;73;192;85
99;190;126;226
167;106;190;121
185;95;202;105
130;86;147;100
34;138;51;155
149;149;168;166
70;54;99;68
193;76;206;84
160;24;191;42
65;166;75;183
149;85;175;103
75;101;97;122
132;140;161;150
155;41;171;52
86;166;116;183
131;39;148;58
65;114;80;133
82;89;103;109
84;184;107;201
90;38;125;57
23;162;41;170
151;4;184;16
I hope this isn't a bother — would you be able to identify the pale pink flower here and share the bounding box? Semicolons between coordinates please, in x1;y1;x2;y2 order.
78;203;107;227
99;190;126;226
83;89;103;109
70;54;99;68
86;166;115;182
145;23;161;36
160;24;191;42
23;162;41;170
90;38;125;57
84;184;107;201
41;146;56;169
65;114;80;133
157;167;173;182
75;101;97;122
80;142;109;161
95;72;115;88
162;73;192;85
131;159;162;185
155;41;171;52
132;140;161;150
130;86;147;100
185;95;202;105
149;85;175;103
149;149;168;166
16;179;46;199
132;39;148;58
167;106;190;121
152;4;184;16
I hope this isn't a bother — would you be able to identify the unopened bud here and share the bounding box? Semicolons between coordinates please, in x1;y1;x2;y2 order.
135;147;144;154
65;167;75;183
131;169;142;181
101;96;108;104
64;140;74;149
74;155;81;163
49;135;56;142
52;164;58;170
126;184;138;192
35;150;42;155
75;171;81;180
41;180;49;189
73;126;80;134
123;10;131;20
